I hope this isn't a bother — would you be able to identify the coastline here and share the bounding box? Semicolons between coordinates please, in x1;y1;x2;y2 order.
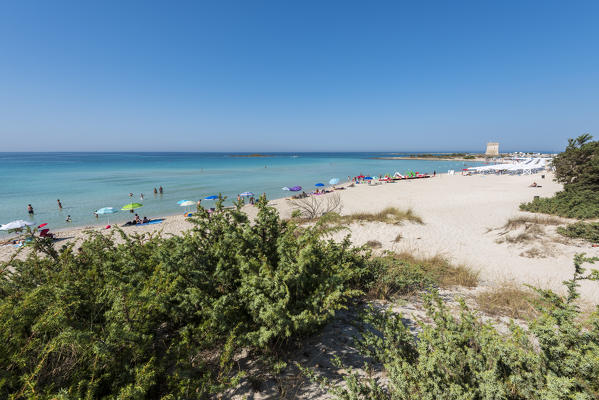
371;156;495;162
3;171;598;303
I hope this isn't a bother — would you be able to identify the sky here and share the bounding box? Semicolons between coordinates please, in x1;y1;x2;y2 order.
0;1;598;152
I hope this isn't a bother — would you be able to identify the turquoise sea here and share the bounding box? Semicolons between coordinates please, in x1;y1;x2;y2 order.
0;152;483;233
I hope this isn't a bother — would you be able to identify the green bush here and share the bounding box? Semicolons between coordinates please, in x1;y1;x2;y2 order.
0;196;372;399
520;188;599;219
316;254;599;399
558;221;599;243
521;134;599;219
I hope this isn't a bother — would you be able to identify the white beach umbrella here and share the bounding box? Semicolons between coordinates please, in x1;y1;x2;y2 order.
179;200;195;213
0;220;34;231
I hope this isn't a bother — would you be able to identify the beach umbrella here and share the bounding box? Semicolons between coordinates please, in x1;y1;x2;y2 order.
179;200;195;213
121;203;143;211
38;223;48;228
315;183;325;187
282;187;290;191
96;207;118;226
0;220;34;231
289;186;302;191
329;178;339;185
363;176;373;180
204;195;218;200
239;192;254;197
177;199;191;205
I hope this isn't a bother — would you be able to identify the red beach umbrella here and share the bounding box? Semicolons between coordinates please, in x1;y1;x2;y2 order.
38;223;48;228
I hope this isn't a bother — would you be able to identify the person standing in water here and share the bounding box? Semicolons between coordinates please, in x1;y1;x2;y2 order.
27;204;34;215
140;193;144;201
159;186;163;194
65;215;72;223
57;199;63;209
153;187;157;194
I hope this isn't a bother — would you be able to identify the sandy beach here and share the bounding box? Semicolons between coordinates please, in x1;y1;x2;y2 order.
3;171;597;303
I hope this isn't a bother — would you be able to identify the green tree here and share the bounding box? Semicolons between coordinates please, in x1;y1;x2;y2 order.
552;134;599;189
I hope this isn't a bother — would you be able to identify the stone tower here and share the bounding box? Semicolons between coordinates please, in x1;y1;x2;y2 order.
485;142;499;156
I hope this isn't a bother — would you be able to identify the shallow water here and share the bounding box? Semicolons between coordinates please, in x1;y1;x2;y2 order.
0;152;482;232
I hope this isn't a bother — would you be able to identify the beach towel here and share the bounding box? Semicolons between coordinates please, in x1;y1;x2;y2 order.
143;219;164;225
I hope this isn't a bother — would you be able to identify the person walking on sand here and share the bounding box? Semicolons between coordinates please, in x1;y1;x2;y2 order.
57;199;63;209
27;204;34;215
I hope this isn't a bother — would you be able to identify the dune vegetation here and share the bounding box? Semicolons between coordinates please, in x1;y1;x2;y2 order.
1;197;598;399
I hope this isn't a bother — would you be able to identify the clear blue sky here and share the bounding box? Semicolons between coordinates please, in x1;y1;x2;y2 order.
1;1;598;152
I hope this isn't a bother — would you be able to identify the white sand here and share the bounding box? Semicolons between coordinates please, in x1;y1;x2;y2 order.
2;172;598;303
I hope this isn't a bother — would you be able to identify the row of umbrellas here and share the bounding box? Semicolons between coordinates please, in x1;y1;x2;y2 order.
282;178;340;192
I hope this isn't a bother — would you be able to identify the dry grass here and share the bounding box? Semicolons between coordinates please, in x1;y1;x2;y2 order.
341;207;423;225
395;252;479;288
520;247;547;258
502;215;564;230
475;283;539;320
496;222;546;244
366;240;382;249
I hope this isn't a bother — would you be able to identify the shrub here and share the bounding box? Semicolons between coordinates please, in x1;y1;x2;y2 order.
0;196;373;399
520;187;599;219
558;221;599;243
315;254;599;399
520;134;599;219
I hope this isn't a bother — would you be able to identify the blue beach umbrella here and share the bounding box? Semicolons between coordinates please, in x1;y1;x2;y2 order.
315;183;325;187
239;192;254;197
177;199;191;205
329;178;339;185
96;207;118;226
97;207;118;215
204;195;218;200
363;176;373;180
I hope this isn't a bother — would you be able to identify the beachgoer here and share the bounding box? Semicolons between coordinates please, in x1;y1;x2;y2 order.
65;215;72;223
433;170;436;176
94;211;98;219
135;214;141;224
249;196;255;205
129;192;133;198
197;199;202;210
140;193;144;201
143;216;149;223
529;182;538;187
237;195;241;203
27;204;34;215
57;199;62;209
159;186;163;194
153;187;157;194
